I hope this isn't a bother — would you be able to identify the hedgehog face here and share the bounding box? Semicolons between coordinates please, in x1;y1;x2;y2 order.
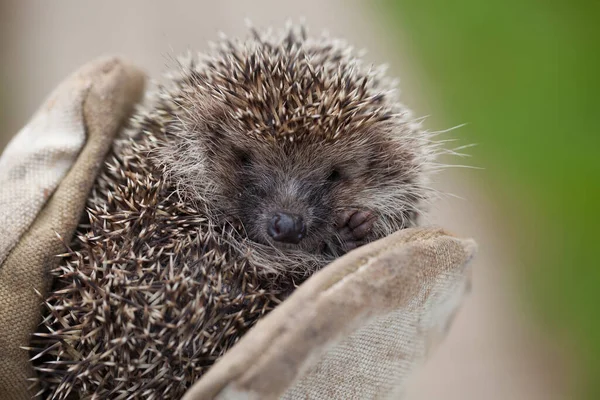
161;112;425;256
204;132;386;254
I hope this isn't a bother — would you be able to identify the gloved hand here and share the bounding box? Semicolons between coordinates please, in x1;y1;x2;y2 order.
0;57;476;400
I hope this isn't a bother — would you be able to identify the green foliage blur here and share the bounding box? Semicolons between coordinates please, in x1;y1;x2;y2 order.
378;1;599;398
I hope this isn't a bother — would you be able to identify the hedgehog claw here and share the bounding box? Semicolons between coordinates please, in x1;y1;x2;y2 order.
336;209;377;252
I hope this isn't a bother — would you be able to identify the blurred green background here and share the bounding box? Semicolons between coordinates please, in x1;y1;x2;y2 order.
379;0;599;398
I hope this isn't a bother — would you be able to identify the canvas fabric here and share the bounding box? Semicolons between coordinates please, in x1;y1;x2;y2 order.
0;58;476;400
0;57;146;399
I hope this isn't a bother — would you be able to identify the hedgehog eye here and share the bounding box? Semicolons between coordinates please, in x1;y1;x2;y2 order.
327;169;342;182
235;150;252;167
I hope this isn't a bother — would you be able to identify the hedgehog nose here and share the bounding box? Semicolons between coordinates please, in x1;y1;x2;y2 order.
267;212;306;244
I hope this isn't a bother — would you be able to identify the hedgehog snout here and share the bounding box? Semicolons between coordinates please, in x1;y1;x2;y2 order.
267;212;306;244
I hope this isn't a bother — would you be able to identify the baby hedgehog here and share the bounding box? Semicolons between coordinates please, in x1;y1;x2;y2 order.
31;24;438;399
156;26;434;273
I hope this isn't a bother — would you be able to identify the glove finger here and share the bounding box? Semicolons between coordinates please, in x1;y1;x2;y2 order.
0;57;144;265
182;227;477;400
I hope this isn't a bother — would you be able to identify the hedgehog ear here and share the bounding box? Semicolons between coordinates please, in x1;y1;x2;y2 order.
182;90;231;142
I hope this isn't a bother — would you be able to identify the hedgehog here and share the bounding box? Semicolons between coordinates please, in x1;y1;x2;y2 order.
30;24;440;399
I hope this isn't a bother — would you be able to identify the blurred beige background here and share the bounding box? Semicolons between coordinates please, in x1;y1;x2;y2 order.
0;1;569;399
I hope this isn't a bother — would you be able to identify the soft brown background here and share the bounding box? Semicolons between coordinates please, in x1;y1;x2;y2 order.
0;1;569;398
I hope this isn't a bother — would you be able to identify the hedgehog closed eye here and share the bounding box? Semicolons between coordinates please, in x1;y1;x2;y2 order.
236;150;252;166
327;169;342;182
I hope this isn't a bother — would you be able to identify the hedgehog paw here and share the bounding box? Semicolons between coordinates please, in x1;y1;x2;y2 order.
336;209;377;252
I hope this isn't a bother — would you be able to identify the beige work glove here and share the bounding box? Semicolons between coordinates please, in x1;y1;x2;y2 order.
0;57;476;400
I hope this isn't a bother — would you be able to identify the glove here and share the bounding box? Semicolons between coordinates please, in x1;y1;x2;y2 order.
0;57;146;399
0;57;476;400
